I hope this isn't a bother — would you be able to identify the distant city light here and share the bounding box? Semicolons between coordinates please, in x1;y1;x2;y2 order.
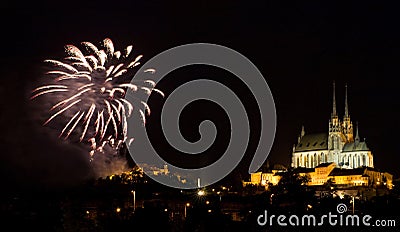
198;190;205;196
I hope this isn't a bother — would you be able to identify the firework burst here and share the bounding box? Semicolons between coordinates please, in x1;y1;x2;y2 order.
31;38;163;159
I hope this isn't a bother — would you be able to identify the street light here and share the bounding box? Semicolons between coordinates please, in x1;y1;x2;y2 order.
131;190;136;211
350;196;355;215
197;190;205;196
184;203;190;218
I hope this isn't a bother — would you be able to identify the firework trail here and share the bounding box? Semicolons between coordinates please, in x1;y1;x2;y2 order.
31;38;163;160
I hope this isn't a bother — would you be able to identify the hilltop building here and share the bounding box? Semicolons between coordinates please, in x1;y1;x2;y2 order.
292;83;373;169
245;83;393;190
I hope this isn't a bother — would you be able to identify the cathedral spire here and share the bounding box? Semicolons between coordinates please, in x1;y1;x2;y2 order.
344;84;349;118
332;81;337;117
355;122;360;143
298;125;305;143
342;83;354;142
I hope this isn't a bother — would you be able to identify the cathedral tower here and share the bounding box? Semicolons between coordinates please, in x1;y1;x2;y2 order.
328;82;345;164
329;82;340;133
342;84;354;142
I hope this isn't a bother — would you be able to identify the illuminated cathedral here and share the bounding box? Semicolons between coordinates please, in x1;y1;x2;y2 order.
245;83;393;190
291;83;374;169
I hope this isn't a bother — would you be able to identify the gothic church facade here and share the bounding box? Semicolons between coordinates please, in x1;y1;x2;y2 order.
291;83;374;169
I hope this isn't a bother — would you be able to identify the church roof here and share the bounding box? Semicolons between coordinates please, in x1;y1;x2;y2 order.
295;133;328;152
328;168;365;176
292;167;315;173
342;141;369;152
365;166;379;172
315;162;335;168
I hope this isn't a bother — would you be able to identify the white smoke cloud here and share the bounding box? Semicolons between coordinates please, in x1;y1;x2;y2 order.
89;145;129;178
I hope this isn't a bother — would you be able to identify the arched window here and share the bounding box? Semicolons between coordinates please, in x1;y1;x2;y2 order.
305;155;308;167
349;154;352;167
314;153;317;166
333;137;337;149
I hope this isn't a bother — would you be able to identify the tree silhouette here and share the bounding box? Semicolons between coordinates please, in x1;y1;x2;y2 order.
268;169;315;213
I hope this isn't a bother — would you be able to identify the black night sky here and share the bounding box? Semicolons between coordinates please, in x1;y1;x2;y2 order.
1;0;400;190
